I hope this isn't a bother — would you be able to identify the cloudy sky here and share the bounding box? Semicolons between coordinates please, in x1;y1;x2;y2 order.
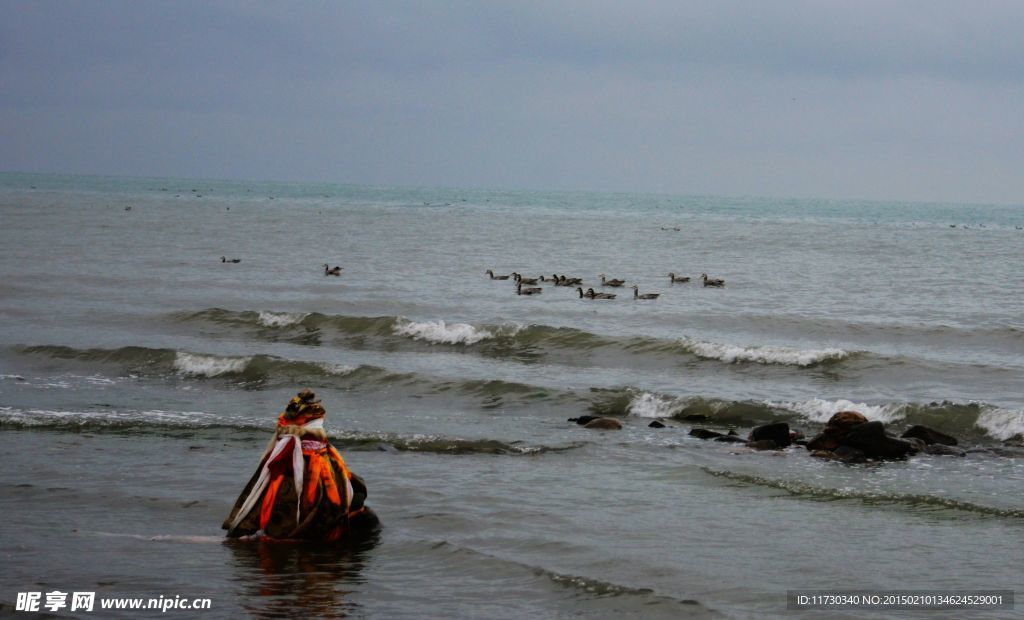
2;1;1023;203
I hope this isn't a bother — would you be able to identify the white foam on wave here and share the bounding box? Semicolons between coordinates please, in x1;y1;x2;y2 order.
257;310;309;327
25;374;116;389
680;336;848;366
0;406;210;426
317;362;358;376
394;318;493;345
627;392;680;418
773;398;904;424
173;352;250;377
975;408;1024;441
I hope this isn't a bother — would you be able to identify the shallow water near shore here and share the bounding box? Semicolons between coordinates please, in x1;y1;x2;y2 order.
1;172;1022;618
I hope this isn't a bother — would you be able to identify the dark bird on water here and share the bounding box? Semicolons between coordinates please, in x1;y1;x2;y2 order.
513;273;539;285
517;282;542;295
632;285;660;300
701;273;725;287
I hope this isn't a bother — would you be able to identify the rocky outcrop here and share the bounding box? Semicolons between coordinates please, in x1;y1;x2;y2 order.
806;411;868;451
689;428;724;440
901;425;958;446
923;443;966;457
803;413;945;461
842;421;918;460
585;418;622;430
713;435;748;444
568;416;622;430
749;422;791;448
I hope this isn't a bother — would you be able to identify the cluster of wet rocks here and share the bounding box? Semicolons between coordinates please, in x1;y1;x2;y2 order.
568;412;1024;462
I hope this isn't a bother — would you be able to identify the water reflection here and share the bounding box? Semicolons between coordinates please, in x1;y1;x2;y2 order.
225;533;379;618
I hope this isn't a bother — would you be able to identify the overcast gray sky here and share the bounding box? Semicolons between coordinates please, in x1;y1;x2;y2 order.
2;1;1023;203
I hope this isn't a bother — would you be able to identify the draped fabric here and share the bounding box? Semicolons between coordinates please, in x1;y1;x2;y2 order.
223;416;376;541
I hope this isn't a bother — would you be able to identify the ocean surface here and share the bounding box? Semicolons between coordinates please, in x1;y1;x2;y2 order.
0;172;1022;618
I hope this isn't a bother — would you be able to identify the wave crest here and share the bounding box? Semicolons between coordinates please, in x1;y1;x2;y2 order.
257;310;309;327
679;337;848;366
627;392;681;418
771;398;905;424
975;408;1024;441
173;352;250;377
393;318;494;345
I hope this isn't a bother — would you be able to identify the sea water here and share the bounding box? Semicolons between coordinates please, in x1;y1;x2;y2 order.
1;172;1022;618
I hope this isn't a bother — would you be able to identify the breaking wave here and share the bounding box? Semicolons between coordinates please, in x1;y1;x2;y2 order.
0;406;583;456
17;345;383;387
173;351;250;377
767;397;906;424
171;308;858;368
975;408;1024;441
12;345;1022;443
626;392;680;418
393;318;497;345
677;337;849;366
256;310;310;327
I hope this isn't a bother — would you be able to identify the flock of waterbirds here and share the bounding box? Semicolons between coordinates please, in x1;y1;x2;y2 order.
218;257;725;300
486;269;725;300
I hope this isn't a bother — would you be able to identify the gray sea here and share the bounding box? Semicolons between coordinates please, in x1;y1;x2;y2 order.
1;172;1022;618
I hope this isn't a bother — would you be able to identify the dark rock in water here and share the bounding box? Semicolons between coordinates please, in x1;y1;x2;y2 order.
826;411;869;432
806;411;869;452
583;417;622;430
746;439;779;450
749;422;791;447
1003;434;1024;448
568;416;600;425
833;444;867;463
843;421;918;460
806;433;840;451
903;437;927;452
648;420;666;428
689;428;724;440
901;425;958;446
923;443;966;457
794;439;809;446
713;435;748;444
810;450;835;460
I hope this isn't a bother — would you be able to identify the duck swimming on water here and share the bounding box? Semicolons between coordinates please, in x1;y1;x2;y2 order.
632;285;660;300
599;274;625;287
517;282;542;295
221;256;241;263
486;269;511;280
668;272;690;283
587;287;616;299
701;273;725;287
324;264;342;276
